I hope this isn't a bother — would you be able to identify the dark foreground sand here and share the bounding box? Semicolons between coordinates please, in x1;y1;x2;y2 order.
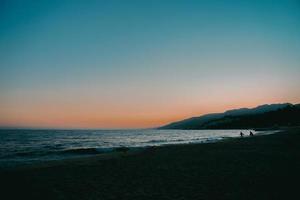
1;128;300;200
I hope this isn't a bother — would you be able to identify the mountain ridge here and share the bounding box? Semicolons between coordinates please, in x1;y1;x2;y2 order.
160;103;300;129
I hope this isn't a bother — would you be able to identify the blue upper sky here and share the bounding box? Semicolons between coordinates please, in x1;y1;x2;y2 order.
1;0;300;128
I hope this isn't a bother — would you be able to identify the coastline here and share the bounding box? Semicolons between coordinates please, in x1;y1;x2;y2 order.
0;129;267;170
1;128;299;199
0;129;276;170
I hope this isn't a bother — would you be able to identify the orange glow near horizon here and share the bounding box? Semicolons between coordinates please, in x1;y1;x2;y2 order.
1;93;299;129
1;71;300;129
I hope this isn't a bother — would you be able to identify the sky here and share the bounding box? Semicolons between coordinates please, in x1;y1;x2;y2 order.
0;0;300;129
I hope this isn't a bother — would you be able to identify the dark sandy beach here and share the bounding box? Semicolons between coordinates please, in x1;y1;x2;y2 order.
1;128;299;200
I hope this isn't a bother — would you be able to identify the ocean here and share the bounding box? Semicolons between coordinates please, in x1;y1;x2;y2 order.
0;129;266;167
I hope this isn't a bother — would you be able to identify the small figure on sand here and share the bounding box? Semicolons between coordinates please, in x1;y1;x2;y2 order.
240;131;244;137
249;131;254;136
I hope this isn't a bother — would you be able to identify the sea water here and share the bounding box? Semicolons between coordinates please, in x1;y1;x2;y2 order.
0;129;266;167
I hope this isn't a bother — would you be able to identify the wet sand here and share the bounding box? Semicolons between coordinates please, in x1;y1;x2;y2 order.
1;128;299;200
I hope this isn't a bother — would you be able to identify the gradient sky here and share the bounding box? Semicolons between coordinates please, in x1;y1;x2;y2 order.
1;0;300;129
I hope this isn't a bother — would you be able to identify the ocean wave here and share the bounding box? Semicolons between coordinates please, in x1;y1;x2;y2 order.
144;138;188;144
1;148;104;159
144;139;168;143
61;148;101;155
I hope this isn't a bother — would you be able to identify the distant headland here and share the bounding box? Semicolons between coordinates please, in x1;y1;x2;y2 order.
159;103;300;130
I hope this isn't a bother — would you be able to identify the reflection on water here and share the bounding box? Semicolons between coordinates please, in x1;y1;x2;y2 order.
0;129;262;166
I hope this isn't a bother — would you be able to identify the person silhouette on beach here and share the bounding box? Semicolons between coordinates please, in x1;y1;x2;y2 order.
240;131;244;137
250;131;254;136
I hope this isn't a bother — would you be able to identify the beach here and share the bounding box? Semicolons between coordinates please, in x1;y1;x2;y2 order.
1;128;299;200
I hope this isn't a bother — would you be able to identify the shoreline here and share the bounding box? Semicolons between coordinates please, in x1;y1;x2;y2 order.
0;129;280;171
1;127;299;199
0;129;278;171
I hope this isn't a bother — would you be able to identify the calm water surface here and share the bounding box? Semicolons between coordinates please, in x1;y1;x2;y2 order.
0;129;265;167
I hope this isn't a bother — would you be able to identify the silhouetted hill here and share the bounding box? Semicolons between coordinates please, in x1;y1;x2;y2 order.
160;103;300;129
